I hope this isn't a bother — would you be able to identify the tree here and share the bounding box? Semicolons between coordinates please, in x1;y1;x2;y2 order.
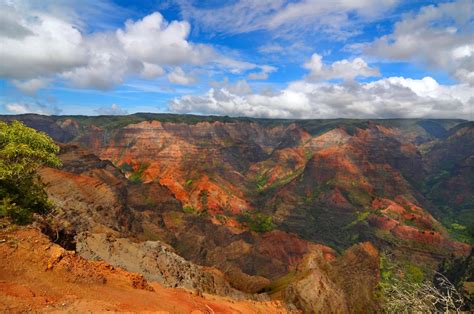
0;120;61;224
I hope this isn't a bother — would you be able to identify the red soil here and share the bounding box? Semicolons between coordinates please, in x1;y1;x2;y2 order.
0;227;293;313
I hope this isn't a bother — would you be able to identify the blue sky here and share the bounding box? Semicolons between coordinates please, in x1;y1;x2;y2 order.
0;0;472;118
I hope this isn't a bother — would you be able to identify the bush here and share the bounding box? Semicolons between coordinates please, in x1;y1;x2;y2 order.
377;252;465;312
182;205;196;214
0;197;32;224
238;211;275;233
0;121;61;224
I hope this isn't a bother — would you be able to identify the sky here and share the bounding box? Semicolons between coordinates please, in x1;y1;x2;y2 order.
0;0;473;119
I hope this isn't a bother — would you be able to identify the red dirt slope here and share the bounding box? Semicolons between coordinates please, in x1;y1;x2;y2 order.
0;226;292;313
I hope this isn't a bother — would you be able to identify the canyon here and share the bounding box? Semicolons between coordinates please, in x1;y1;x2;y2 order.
1;114;472;312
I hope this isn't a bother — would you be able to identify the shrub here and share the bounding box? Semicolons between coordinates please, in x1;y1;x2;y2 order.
377;252;465;312
238;211;275;233
182;205;196;214
0;121;61;224
0;197;32;224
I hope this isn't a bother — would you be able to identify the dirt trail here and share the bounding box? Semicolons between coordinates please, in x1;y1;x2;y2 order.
0;226;293;313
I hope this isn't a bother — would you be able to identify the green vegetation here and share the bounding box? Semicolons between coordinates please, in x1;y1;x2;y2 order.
182;203;210;218
57;113;244;131
128;162;150;183
377;251;466;312
0;121;61;224
182;205;197;214
255;171;269;190
376;252;426;301
215;213;226;224
119;162;133;173
343;187;372;207
346;210;371;229
445;221;474;244
237;211;275;232
266;167;304;192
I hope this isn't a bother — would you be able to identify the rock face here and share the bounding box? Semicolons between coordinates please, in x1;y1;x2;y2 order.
37;143;332;298
75;232;263;300
284;242;380;314
38;144;141;236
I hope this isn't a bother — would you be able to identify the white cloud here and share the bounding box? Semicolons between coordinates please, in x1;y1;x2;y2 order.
304;53;379;81
0;3;260;92
214;57;259;74
140;63;165;79
116;12;212;65
247;65;277;80
0;4;87;80
60;32;133;90
3;102;61;115
210;79;253;96
94;104;128;115
4;103;31;114
167;67;197;85
169;76;473;119
178;0;399;39
362;0;474;85
12;78;50;95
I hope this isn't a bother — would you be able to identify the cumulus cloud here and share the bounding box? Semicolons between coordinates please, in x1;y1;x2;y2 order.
94;104;128;115
0;4;87;80
0;2;261;92
169;76;473;119
3;102;62;115
210;79;253;96
361;0;474;85
117;12;212;66
140;63;165;79
304;53;379;81
167;67;197;85
60;32;133;90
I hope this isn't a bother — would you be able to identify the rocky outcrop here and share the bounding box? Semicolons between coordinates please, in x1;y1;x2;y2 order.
0;226;291;313
284;252;349;313
38;144;140;236
329;242;381;313
75;232;265;300
284;242;381;314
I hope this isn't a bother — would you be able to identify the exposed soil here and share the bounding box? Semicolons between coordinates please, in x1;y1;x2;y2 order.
0;226;293;313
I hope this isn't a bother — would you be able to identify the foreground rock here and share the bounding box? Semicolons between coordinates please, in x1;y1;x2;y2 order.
0;226;292;313
284;242;381;314
75;232;266;300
